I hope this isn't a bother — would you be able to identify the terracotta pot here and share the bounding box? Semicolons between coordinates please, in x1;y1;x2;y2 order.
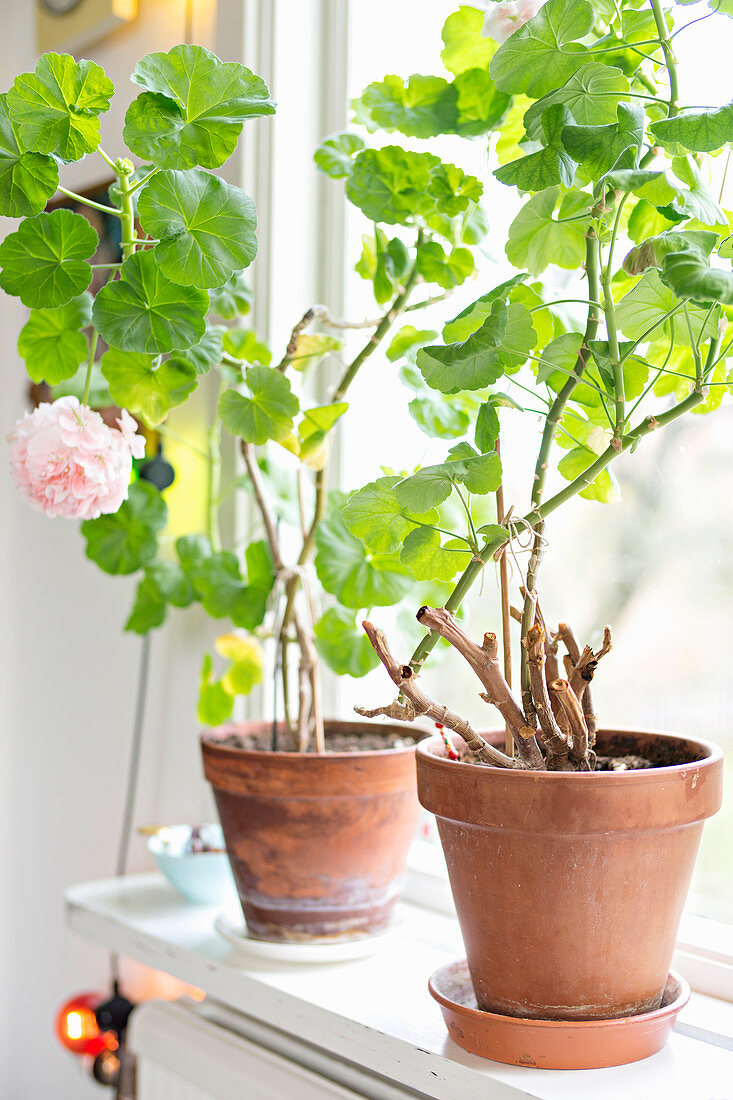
201;720;421;942
417;728;723;1021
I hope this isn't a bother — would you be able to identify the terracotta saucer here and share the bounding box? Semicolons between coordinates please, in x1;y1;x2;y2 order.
429;960;690;1070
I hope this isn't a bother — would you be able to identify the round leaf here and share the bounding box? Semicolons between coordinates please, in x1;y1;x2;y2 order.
18;292;92;383
0;93;59;218
124;44;275;170
314;608;379;678
0;209;96;308
490;0;594;99
315;491;411;608
215;634;264;695
208;271;252;319
218;366;299;444
138;169;257;289
81;481;167;576
400;527;467;582
7;53;113;161
92;249;208;354
100;348;198;426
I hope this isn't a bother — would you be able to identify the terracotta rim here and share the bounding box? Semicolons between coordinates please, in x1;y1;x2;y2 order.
201;719;427;761
429;964;690;1029
417;726;723;779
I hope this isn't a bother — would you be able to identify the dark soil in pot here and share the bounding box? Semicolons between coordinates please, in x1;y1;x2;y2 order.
201;719;423;943
417;727;723;1022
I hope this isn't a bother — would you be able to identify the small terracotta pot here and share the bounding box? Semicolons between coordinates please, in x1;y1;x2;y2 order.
417;728;723;1022
201;720;421;942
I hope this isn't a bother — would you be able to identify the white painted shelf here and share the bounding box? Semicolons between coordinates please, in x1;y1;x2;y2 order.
66;874;733;1100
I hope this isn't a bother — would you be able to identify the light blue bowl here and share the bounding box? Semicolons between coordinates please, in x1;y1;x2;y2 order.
148;824;236;905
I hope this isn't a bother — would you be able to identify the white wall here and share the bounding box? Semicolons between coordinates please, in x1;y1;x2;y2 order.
0;4;220;1097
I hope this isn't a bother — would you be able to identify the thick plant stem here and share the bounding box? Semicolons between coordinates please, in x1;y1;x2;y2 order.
82;331;99;406
359;621;522;770
650;0;679;116
518;229;601;704
415;607;545;770
116;164;136;262
410;386;706;673
494;438;513;758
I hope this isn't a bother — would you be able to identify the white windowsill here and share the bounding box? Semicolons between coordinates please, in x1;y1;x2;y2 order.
66;873;733;1100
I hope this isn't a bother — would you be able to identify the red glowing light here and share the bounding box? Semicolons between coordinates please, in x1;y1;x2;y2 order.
55;994;115;1057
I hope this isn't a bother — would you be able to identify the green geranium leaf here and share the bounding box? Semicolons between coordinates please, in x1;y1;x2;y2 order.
315;490;411;609
387;324;438;362
651;101;733;153
506;187;589;274
474;400;500;451
522;63;629;142
394;448;502;512
183;324;226;375
314;608;379;678
345;146;435;224
314;131;366;178
0;93;58;218
138;169;258;289
124;44;275;170
192;541;274;629
490;0;594;98
342;475;438;555
197;653;234;727
212;633;264;696
18;293;91;384
0;209;96;309
290;333;341;371
400;526;467;582
615;269;719;345
7;53;113;161
557;447;619;503
92;250;208;354
222;328;272;364
443;275;527;342
425;161;483;217
495;104;576;191
417;299;508;394
125;559;194;635
208;272;252;319
409;395;471;439
299;402;348;442
81;481;167;576
100;348;198;427
355;74;458;138
536;331;583;388
623;230;718;276
176;533;213;574
453;67;511;136
441;6;496;74
562;103;644;179
416;240;475;288
669;154;727;228
661;244;733;306
218;365;298;444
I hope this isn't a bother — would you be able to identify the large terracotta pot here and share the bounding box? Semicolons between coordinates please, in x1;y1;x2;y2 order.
201;720;421;942
417;728;723;1021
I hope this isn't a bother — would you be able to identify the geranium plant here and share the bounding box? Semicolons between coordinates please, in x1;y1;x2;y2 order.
1;43;494;750
338;0;733;771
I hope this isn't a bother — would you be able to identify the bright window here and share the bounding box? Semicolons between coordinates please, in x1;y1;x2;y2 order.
334;0;733;930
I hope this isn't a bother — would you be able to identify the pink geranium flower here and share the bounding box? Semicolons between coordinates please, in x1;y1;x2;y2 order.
7;396;145;520
482;0;543;44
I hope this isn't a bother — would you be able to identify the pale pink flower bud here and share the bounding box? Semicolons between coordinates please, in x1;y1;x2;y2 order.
7;396;146;520
482;0;543;44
